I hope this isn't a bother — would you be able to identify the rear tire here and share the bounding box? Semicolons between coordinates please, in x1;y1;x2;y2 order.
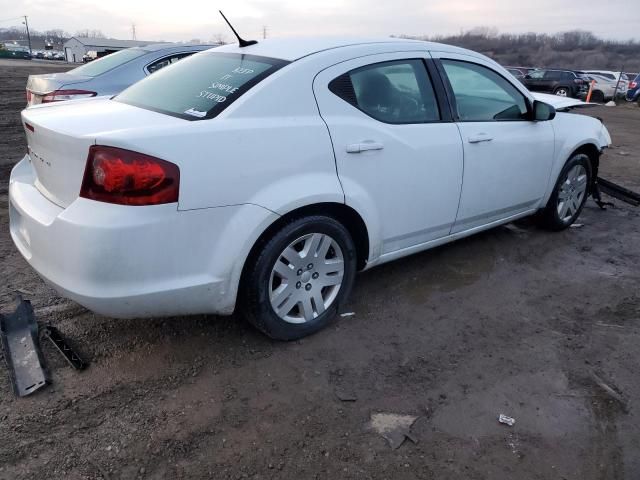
591;90;605;103
539;153;592;231
240;216;357;340
554;86;570;97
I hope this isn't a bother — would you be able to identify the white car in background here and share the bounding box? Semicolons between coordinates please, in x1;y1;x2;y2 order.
584;74;620;102
11;38;611;340
583;70;629;96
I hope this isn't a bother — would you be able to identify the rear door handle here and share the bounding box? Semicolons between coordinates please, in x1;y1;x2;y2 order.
346;141;384;153
468;133;493;144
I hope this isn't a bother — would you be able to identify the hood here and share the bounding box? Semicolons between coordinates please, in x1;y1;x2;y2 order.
27;72;93;94
531;92;597;112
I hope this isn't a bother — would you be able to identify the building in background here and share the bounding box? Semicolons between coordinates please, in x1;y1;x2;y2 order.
62;37;163;63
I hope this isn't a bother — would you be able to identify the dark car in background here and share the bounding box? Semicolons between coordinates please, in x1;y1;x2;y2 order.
627;73;640;104
506;68;525;80
522;69;590;98
506;66;536;77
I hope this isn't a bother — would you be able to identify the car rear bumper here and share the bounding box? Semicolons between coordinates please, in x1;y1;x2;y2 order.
9;155;278;318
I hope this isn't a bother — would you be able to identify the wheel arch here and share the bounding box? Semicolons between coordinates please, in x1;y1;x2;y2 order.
570;143;601;190
238;202;371;298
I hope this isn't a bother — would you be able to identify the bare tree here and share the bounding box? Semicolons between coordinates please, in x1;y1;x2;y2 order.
74;29;106;39
211;33;228;45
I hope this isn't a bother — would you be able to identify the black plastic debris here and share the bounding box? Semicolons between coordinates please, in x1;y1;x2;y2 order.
597;177;640;206
41;325;87;370
0;297;49;396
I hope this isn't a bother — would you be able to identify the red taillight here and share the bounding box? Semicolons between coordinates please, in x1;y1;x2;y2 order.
42;89;97;103
26;89;32;103
24;122;34;132
631;82;638;89
80;146;179;206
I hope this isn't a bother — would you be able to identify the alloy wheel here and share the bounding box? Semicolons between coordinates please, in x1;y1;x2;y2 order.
557;164;588;223
269;233;344;324
555;88;568;97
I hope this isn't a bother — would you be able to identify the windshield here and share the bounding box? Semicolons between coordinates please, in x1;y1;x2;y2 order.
70;48;147;77
116;52;288;120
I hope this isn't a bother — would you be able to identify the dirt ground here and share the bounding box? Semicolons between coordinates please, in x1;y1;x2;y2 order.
1;60;640;480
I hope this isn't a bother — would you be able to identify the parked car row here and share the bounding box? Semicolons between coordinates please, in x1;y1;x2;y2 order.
33;50;66;61
506;66;637;103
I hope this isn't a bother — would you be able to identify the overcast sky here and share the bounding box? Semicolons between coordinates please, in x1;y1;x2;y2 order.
4;0;639;42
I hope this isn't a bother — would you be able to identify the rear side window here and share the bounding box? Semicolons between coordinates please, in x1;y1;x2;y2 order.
116;52;288;120
329;59;440;124
69;48;147;77
543;71;561;80
146;52;194;74
441;59;528;122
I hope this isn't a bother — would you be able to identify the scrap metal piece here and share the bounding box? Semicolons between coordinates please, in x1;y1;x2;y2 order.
0;298;49;396
498;414;516;426
41;325;87;370
597;177;640;206
369;413;419;449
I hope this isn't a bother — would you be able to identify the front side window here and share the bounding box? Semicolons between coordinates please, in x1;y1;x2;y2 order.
70;48;147;77
146;52;193;74
441;59;528;122
329;59;440;124
116;52;288;120
528;70;545;79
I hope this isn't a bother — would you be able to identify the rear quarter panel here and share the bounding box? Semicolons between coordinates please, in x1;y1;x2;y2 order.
96;56;344;213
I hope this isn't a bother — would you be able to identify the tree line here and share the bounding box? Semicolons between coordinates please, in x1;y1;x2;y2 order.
396;28;639;71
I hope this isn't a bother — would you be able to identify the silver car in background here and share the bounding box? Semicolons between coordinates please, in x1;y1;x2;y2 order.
26;43;217;106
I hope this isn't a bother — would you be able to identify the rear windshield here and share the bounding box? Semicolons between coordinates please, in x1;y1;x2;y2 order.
69;48;147;77
115;52;289;120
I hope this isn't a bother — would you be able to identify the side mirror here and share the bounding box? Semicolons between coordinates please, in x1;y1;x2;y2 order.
533;100;556;121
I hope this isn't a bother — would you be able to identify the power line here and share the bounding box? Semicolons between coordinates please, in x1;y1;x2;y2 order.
0;16;26;24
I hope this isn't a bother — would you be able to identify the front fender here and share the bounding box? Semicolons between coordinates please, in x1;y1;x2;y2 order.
542;113;611;204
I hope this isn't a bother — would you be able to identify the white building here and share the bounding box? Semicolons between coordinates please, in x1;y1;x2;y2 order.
62;37;161;63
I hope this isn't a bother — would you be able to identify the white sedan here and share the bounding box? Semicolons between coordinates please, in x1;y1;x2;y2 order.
10;38;611;340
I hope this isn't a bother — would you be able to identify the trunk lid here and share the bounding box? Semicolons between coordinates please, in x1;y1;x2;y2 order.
26;72;93;106
21;98;184;208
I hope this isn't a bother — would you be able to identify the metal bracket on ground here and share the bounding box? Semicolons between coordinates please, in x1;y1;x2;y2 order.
0;297;49;396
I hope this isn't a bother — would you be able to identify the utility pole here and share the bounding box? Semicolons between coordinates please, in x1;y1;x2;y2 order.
131;23;137;40
262;25;268;39
22;16;32;56
611;64;624;104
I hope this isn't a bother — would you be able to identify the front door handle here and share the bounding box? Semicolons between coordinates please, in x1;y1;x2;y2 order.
468;133;493;144
346;141;384;153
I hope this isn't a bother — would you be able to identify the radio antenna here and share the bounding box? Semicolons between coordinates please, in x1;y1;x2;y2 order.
219;11;258;47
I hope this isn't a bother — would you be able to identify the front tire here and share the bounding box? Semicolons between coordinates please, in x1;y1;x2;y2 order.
554;87;570;97
240;216;357;340
539;153;592;231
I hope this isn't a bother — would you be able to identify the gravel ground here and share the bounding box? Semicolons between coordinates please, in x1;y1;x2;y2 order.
1;60;640;480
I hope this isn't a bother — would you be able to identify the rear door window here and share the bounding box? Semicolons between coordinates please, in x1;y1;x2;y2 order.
329;59;440;124
116;52;288;120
